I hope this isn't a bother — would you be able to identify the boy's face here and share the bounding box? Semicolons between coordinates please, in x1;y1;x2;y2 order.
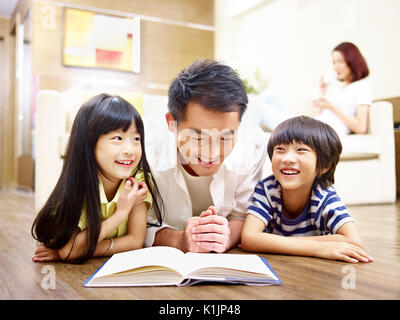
166;100;240;176
271;141;318;193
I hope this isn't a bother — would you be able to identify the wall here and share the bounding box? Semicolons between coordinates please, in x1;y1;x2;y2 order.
215;0;400;115
32;0;214;95
3;0;214;189
0;17;16;188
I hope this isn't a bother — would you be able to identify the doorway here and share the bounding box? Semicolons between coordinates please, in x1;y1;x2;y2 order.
15;10;34;190
0;39;4;188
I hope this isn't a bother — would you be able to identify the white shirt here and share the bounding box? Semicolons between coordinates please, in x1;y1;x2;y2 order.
143;115;268;247
315;78;372;136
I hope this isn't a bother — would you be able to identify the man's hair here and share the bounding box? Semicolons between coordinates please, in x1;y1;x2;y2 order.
167;59;248;122
267;116;342;189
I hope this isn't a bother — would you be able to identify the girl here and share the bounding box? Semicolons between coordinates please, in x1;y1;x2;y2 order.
32;94;163;263
241;116;373;263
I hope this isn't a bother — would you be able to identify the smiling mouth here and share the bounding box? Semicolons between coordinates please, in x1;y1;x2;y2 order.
115;160;134;167
281;169;300;175
197;157;218;166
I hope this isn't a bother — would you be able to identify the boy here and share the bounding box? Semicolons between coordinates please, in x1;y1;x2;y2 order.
241;116;373;263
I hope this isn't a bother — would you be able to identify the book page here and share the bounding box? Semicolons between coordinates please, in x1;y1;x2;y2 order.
184;252;278;280
92;246;187;279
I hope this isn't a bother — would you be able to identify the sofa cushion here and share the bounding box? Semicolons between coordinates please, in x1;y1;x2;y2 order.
340;134;380;159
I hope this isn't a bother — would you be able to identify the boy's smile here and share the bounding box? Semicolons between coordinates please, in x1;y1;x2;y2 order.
280;167;300;175
272;141;318;193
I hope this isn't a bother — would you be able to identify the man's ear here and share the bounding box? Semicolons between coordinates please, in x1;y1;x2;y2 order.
165;112;177;133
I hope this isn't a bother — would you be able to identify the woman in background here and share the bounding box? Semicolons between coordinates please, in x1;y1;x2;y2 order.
313;42;371;135
258;42;372;136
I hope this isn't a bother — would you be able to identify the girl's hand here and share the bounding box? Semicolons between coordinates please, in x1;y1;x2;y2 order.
315;241;374;263
116;178;148;218
33;242;60;262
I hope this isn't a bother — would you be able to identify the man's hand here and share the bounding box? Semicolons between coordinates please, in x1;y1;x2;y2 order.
185;206;230;253
182;216;211;253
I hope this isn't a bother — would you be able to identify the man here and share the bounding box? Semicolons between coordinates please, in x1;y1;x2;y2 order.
144;59;268;253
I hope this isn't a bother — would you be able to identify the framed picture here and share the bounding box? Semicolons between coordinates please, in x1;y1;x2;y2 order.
62;7;140;73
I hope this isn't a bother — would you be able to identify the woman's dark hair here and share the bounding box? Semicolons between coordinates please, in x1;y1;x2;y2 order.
167;59;248;122
333;42;369;82
267;116;342;189
31;94;163;263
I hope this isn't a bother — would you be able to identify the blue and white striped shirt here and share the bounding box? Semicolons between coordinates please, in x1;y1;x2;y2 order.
247;175;355;236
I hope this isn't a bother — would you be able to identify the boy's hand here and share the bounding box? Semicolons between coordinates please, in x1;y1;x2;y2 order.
315;241;374;263
32;242;60;262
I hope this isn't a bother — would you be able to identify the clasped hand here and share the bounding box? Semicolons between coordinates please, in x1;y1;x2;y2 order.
183;206;230;253
116;177;148;218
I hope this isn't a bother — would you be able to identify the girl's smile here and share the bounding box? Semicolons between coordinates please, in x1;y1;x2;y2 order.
95;122;142;185
115;159;135;168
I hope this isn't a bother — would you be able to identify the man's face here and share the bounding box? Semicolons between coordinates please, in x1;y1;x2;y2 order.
167;101;240;176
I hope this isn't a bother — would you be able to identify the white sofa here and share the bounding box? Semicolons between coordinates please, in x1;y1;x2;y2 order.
35;90;396;212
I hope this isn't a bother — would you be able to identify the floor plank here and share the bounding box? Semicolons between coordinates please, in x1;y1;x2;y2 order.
0;189;399;300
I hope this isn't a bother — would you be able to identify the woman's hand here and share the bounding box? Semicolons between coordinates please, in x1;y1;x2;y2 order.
312;97;334;111
319;75;328;96
115;178;148;218
314;241;374;263
33;242;60;262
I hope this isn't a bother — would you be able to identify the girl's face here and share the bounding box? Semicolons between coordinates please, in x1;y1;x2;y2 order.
332;50;352;83
95;121;142;183
271;141;318;193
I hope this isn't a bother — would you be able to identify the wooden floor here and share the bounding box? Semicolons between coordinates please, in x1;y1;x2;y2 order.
0;189;399;300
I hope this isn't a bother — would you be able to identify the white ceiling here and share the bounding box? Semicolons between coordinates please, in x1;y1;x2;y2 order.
0;0;19;19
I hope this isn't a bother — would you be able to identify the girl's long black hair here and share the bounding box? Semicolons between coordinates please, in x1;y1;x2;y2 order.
31;94;163;263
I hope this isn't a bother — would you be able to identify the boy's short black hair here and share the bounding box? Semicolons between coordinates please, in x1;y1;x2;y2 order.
267;116;342;189
167;59;248;122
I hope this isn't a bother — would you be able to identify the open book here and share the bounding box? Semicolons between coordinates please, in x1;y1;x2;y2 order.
84;246;281;287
